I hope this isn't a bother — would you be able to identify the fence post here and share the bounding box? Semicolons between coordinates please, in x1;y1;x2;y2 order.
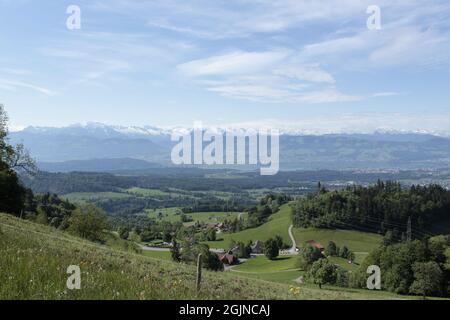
196;254;202;292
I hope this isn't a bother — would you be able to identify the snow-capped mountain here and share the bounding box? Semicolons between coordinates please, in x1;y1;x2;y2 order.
16;122;450;138
9;123;450;171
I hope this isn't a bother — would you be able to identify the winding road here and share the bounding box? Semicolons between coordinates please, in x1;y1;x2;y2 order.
287;225;297;254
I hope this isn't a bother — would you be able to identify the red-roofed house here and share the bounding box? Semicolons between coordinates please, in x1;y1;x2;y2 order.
218;251;238;265
306;240;325;252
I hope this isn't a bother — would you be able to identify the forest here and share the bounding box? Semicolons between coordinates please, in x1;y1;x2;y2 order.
292;181;450;240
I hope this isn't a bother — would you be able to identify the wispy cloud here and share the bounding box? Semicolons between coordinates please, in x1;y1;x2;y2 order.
38;31;194;90
177;50;357;103
177;51;288;76
0;78;56;96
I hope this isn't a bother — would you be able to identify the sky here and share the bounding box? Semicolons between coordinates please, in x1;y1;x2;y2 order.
1;0;450;132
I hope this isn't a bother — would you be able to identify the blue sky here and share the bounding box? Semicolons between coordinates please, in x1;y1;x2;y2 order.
1;0;450;132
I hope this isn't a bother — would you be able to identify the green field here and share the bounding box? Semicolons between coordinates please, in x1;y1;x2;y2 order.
327;256;359;271
147;207;244;225
230;255;357;284
204;204;293;249
62;192;131;203
202;203;381;267
232;255;298;273
0;212;410;300
126;187;171;198
230;269;304;285
146;207;183;222
292;228;382;264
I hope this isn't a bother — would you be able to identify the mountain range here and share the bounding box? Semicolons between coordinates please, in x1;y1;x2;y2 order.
9;123;450;172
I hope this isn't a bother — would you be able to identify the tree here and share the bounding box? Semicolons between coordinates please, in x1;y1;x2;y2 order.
274;235;284;249
180;242;223;271
383;230;396;246
298;246;323;270
171;238;181;262
410;262;444;299
68;204;108;242
0;105;36;174
339;246;350;259
325;241;338;256
335;267;349;287
308;258;337;289
118;226;130;239
206;228;216;241
0;105;36;216
203;251;224;271
347;251;355;263
0;169;27;215
264;238;279;260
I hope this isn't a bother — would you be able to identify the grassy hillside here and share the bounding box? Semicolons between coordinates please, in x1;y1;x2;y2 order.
292;228;382;264
146;207;244;225
1;212;398;300
204;203;382;261
232;255;298;273
204;204;292;249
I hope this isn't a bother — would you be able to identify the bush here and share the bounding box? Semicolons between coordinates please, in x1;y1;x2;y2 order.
297;246;323;270
264;238;279;260
307;259;337;289
68;204;108;242
118;226;130;240
335;267;349;287
410;261;444;298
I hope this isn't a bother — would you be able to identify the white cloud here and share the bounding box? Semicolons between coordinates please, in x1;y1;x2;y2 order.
274;65;335;84
177;51;288;76
0;78;56;96
372;92;401;97
177;50;357;103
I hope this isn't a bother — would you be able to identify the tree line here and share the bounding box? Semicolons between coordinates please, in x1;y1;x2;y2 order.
292;180;450;240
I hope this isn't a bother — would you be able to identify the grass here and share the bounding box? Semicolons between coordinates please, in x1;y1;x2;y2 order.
0;212;433;300
146;207;183;222
146;207;244;225
230;270;304;285
232;255;298;273
204;204;292;249
186;212;245;224
327;256;359;271
62;192;131;204
126;187;171;198
0;213;300;300
292;228;381;262
142;250;172;261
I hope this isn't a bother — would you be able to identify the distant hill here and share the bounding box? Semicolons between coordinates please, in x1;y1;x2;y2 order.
38;158;162;173
10;123;450;170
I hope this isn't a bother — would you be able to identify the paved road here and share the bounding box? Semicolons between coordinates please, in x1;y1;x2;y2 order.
287;225;297;254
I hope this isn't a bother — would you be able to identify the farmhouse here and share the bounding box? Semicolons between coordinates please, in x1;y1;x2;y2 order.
306;240;325;252
218;251;238;265
204;222;226;232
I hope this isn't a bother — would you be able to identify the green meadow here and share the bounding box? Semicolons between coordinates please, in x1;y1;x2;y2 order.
204;204;292;249
0;212;409;300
